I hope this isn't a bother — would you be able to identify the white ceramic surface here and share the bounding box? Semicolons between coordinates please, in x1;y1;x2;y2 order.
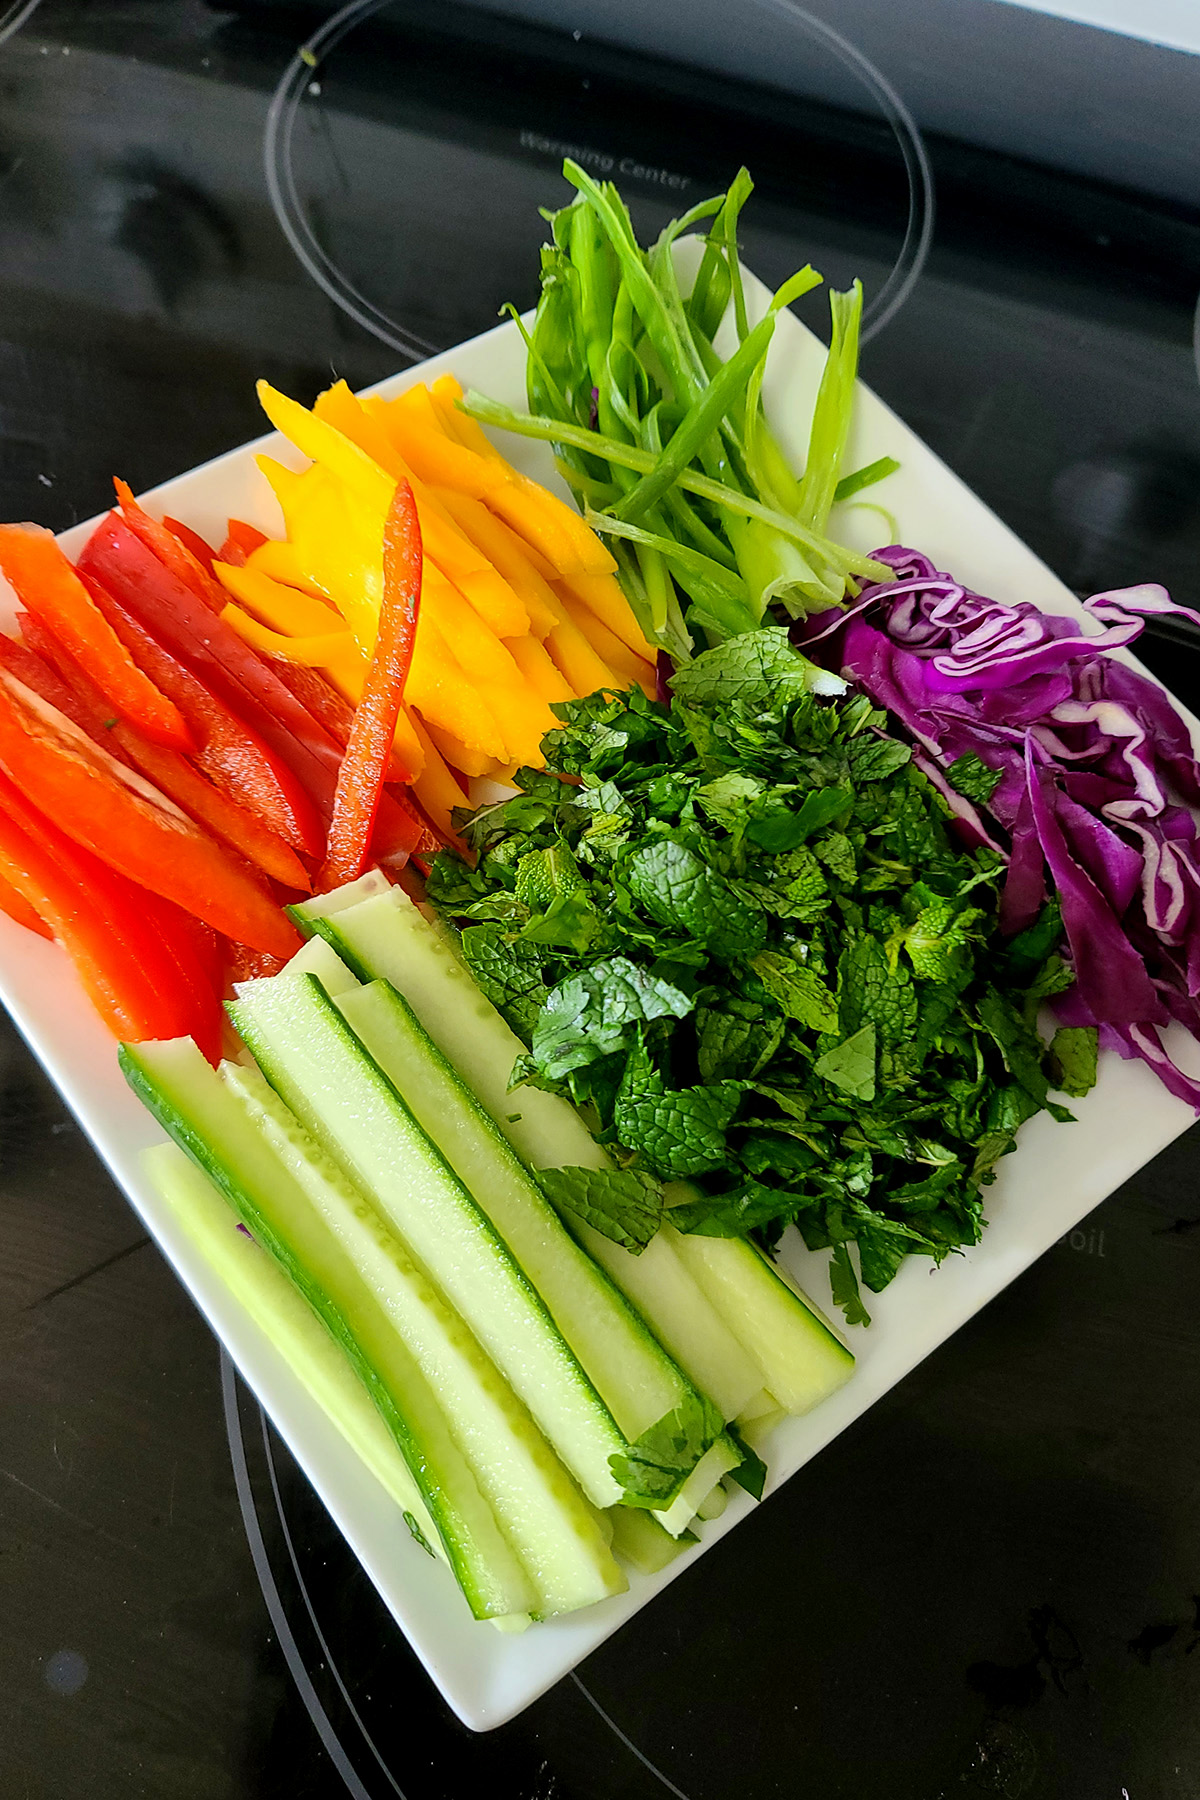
4;253;1196;1730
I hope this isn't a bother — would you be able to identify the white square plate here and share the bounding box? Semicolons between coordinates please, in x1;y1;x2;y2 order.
4;250;1196;1730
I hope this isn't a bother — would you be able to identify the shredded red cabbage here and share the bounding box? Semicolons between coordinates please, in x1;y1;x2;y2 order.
801;546;1200;1107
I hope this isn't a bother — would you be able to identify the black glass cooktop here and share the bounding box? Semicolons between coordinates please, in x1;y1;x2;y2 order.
4;3;1200;1796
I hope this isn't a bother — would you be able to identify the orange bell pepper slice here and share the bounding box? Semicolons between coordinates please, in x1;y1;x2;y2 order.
0;668;300;959
0;525;193;752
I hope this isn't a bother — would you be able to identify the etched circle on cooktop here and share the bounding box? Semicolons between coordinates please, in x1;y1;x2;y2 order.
264;0;933;362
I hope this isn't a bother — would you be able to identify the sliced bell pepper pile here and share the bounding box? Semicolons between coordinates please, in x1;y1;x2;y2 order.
0;867;51;938
113;479;227;612
0;667;300;959
79;516;345;827
20;614;311;893
0;525;194;751
320;480;422;889
0;768;221;1054
218;519;269;565
162;515;218;575
85;578;324;860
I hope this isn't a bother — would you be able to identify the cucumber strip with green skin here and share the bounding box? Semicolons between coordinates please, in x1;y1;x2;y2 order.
333;976;693;1448
308;889;763;1421
735;1388;780;1425
216;1050;623;1617
574;1224;761;1424
283;933;361;996
666;1227;855;1414
695;1484;728;1523
120;1037;534;1621
291;868;393;924
142;1139;452;1575
739;1407;785;1452
229;972;628;1517
608;1505;692;1575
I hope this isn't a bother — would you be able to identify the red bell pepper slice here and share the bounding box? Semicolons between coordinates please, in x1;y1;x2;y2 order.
0;770;220;1053
21;615;311;894
0;867;51;938
163;516;218;576
225;941;290;983
0;525;193;752
114;479;227;613
79;516;345;821
85;575;323;859
319;481;422;889
0;668;301;960
0;630;97;733
218;519;269;566
263;657;425;862
265;656;410;785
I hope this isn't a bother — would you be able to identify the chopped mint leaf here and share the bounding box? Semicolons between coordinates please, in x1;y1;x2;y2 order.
626;839;766;961
669;1178;802;1238
614;1036;743;1178
609;1392;726;1506
696;1005;785;1083
539;1165;664;1252
752;951;839;1034
1048;1025;1098;1098
830;1242;871;1327
668;627;829;711
725;1426;768;1501
459;925;546;1041
945;753;1002;808
814;1023;877;1100
899;899;983;986
532;956;694;1080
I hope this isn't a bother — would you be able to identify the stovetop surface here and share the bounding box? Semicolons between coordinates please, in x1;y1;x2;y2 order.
3;4;1200;1795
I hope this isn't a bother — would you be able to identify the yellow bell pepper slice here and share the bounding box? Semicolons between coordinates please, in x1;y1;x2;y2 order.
558;592;655;697
258;380;395;518
375;383;503;498
505;633;574;706
255;456;382;652
486;473;617;579
421;720;502;781
213;560;342;637
554;570;657;662
221;603;355;669
246;538;335;601
431;486;559;634
423;568;555;766
319;383;531;641
545;609;619;699
407;712;469;843
429;374;505;462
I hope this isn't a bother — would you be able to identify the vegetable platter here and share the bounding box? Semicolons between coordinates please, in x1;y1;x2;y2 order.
1;196;1198;1731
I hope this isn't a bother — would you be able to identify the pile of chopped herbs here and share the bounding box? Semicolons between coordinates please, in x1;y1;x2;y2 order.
427;631;1096;1326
